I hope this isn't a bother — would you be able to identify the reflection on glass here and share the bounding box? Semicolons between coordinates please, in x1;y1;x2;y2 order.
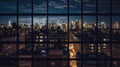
0;0;16;13
0;16;17;42
48;0;67;14
19;0;31;13
19;16;32;42
33;0;47;13
98;16;110;42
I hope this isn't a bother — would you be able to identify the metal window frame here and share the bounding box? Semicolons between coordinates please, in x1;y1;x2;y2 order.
0;0;120;67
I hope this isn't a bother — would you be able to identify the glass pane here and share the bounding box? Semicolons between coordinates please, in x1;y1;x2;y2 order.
112;16;120;42
48;16;68;42
83;0;96;13
0;44;17;58
33;16;47;58
33;43;47;59
48;0;67;14
0;0;17;13
0;60;17;67
98;16;110;42
19;60;31;67
112;43;120;58
98;0;110;13
83;43;96;54
19;43;32;59
19;0;32;13
33;0;47;14
48;16;68;58
33;60;47;67
83;16;96;42
69;43;81;59
70;60;81;67
48;43;68;58
48;60;68;67
113;60;120;67
69;0;81;13
112;0;120;14
97;43;110;59
69;16;82;42
33;16;47;34
83;60;96;67
0;16;17;42
19;16;32;42
98;60;110;67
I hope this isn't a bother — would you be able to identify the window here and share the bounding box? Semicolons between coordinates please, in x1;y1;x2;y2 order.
0;0;120;67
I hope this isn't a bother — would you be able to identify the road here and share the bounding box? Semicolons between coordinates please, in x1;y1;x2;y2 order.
69;32;81;67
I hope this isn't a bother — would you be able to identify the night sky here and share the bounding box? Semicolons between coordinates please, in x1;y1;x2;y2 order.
0;0;120;25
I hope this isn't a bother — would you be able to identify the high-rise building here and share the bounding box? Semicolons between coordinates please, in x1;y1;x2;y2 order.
101;22;107;29
113;22;120;29
8;21;12;28
61;21;67;32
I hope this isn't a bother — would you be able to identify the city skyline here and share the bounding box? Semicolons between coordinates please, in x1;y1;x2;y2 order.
0;16;120;25
0;0;120;67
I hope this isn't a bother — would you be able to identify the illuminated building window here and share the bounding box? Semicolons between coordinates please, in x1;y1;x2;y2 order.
90;47;94;49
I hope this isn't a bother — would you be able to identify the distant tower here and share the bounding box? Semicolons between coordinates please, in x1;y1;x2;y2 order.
8;21;12;28
61;21;67;32
114;22;120;29
101;22;106;29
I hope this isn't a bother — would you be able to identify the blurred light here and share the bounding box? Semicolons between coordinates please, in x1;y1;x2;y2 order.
40;36;43;38
91;47;94;49
98;47;101;49
41;50;46;53
76;20;78;22
39;40;43;42
98;50;101;52
103;38;106;41
36;36;38;38
103;44;106;48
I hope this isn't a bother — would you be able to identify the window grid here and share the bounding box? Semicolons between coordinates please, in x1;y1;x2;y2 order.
0;0;120;67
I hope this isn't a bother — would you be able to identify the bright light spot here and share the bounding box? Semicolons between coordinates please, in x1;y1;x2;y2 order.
39;40;43;42
41;50;46;53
